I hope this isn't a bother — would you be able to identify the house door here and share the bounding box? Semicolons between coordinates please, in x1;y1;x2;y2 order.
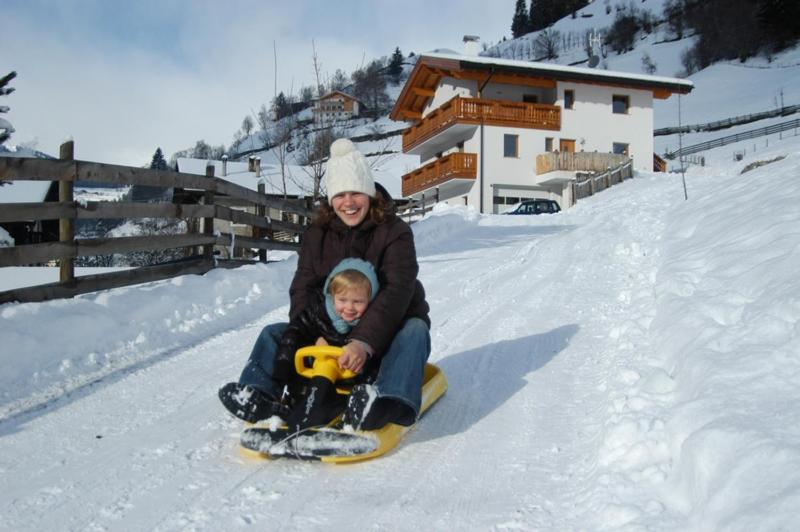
559;139;576;153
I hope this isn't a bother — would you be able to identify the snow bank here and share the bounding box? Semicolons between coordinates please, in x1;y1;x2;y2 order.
592;145;800;529
0;260;298;419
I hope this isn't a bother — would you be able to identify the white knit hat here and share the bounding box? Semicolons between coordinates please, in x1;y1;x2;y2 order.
325;138;376;201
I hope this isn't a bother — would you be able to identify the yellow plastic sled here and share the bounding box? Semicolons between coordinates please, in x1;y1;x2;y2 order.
239;346;447;463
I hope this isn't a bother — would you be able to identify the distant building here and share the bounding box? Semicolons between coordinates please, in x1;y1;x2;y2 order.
390;52;693;212
0;178;59;246
313;91;362;125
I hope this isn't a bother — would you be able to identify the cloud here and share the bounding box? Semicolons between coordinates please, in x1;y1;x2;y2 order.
4;0;510;166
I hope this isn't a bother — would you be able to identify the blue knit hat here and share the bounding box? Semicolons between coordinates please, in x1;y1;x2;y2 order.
323;258;380;333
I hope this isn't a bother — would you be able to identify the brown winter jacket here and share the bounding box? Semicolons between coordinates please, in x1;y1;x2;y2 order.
288;213;430;359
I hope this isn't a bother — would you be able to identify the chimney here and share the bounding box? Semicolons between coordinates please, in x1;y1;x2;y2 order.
255;157;262;178
463;35;480;56
248;155;256;172
221;154;228;176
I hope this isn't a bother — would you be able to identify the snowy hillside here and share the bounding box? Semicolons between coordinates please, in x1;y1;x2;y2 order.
2;127;800;529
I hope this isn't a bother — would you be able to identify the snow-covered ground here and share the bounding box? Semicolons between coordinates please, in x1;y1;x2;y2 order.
2;129;799;529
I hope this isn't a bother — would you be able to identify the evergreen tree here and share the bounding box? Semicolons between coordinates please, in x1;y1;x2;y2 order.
150;147;168;170
271;92;293;120
529;0;552;32
512;0;530;38
387;47;404;84
0;71;17;145
757;0;800;52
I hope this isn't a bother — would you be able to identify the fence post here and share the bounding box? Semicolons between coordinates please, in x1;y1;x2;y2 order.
257;182;267;262
203;164;215;262
59;141;75;284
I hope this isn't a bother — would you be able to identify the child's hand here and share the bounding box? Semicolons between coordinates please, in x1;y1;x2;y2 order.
338;341;368;374
315;337;329;346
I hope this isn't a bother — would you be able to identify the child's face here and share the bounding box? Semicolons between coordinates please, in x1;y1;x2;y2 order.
333;286;370;322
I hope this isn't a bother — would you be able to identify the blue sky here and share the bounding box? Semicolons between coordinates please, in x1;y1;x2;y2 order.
3;0;512;166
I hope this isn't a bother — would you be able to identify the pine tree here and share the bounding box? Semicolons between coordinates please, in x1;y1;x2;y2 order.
387;47;404;84
0;71;17;145
512;0;530;38
271;92;292;120
150;147;168;170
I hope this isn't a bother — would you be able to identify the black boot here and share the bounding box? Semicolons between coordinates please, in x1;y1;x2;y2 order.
342;384;414;431
218;382;290;423
286;376;346;434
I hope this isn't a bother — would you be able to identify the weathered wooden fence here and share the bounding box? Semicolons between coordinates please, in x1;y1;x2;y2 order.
536;151;629;175
572;160;633;201
0;141;311;304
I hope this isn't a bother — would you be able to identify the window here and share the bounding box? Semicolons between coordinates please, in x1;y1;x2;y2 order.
612;142;629;156
523;94;539;104
545;137;554;152
613;95;630;114
504;134;518;158
564;90;574;110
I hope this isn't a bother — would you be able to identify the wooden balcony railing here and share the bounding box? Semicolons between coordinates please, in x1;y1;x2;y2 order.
401;152;477;197
403;96;561;152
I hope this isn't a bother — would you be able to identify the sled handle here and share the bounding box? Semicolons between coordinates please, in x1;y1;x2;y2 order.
295;345;357;382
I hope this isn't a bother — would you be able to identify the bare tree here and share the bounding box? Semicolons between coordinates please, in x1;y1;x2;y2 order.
328;69;349;92
256;104;271;145
534;29;561;60
271;116;296;199
362;124;398;174
352;60;390;119
311;39;325;96
241;115;254;137
296;128;339;200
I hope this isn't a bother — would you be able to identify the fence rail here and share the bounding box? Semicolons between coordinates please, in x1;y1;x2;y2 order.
655;104;800;136
0;141;311;304
664;118;800;160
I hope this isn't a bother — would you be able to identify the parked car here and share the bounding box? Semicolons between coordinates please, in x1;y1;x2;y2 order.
504;199;561;215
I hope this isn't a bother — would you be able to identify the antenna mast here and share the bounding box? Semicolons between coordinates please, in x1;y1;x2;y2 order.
678;94;688;200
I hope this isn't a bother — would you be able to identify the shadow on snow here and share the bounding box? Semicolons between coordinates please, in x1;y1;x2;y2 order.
413;324;579;443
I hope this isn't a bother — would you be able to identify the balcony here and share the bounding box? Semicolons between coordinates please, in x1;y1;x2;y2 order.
401;152;477;198
403;96;561;154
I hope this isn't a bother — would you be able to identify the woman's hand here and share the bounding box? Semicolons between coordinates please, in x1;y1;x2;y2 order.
338;341;368;374
315;336;329;346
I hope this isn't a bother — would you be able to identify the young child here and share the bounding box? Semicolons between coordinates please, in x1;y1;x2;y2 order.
219;257;380;427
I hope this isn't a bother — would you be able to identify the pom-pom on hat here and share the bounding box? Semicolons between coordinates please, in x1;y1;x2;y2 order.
325;138;376;201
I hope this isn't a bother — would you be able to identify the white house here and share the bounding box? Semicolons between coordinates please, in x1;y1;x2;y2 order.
389;52;693;212
313;91;362;125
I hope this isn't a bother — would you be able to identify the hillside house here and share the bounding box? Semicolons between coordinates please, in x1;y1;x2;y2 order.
390;52;693;212
313;91;362;125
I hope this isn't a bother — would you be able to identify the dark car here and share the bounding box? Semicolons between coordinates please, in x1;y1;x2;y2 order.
504;199;561;215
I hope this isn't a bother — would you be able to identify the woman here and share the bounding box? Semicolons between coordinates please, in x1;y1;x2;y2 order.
219;138;430;431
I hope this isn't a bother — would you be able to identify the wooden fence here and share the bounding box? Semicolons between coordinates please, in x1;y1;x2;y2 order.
664;118;800;160
572;160;633;201
536;151;629;175
0;141;311;304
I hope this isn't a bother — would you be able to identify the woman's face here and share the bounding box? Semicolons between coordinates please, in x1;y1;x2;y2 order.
331;192;371;227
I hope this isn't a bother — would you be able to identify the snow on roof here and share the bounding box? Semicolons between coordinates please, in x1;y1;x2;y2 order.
421;51;694;92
